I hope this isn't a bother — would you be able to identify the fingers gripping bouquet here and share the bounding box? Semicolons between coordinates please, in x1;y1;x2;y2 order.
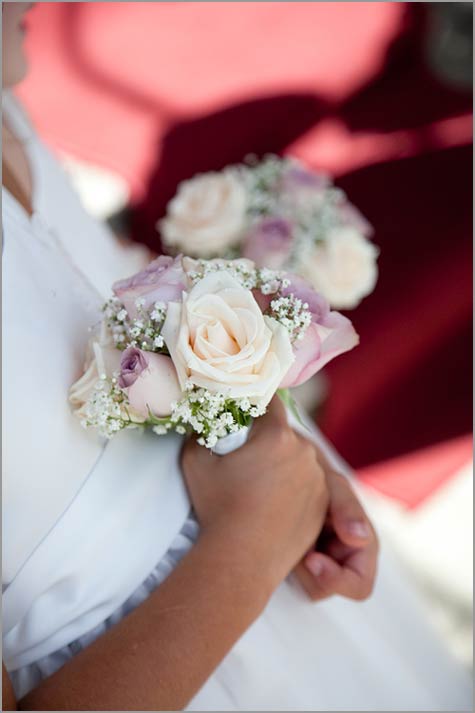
70;255;358;450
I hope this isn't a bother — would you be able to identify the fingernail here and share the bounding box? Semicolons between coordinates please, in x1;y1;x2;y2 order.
347;520;370;539
306;556;324;577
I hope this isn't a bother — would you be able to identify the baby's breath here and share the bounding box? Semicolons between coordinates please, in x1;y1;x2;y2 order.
147;387;257;449
188;259;291;300
187;259;258;290
152;424;169;435
240;154;292;218
269;294;312;342
102;299;169;354
80;376;140;438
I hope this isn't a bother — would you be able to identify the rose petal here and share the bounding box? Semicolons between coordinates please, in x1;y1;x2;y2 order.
126;353;182;418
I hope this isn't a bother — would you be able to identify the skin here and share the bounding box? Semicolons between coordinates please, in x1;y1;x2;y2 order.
296;448;378;603
2;2;31;88
2;5;378;709
2;3;34;212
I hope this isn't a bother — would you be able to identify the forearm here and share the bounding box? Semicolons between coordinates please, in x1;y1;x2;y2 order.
18;531;269;711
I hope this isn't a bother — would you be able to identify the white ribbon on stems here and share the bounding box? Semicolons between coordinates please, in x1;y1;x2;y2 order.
211;423;252;455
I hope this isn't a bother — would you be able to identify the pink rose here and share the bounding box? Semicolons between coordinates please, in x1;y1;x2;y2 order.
242;217;293;269
119;347;182;418
279;274;359;388
113;255;187;319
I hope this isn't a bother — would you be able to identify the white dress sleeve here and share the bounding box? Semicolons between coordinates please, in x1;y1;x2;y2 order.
2;92;190;673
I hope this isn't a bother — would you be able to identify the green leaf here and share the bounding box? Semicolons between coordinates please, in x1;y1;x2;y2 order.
145;406;171;427
276;388;308;430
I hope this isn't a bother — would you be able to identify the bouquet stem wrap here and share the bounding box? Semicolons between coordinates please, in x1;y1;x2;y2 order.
211;423;252;456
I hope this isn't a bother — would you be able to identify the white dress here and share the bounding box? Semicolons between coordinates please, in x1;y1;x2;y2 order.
2;91;471;711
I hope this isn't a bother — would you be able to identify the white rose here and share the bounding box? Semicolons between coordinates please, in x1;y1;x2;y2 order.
162;271;294;408
160;171;247;257
70;323;146;425
297;227;379;309
69;322;124;420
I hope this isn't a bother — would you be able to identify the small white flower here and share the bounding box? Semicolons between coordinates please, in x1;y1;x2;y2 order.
153;425;168;435
269;294;312;342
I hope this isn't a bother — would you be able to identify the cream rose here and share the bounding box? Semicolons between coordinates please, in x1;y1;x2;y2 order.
162;272;294;408
297;227;379;310
160;171;247;257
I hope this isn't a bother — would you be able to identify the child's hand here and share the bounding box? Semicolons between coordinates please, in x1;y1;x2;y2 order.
181;397;329;598
294;453;379;602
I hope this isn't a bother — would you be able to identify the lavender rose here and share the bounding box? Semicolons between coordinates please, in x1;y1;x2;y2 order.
113;255;186;319
279;164;329;212
280;165;329;193
242;217;294;270
118;347;149;388
119;347;182;418
279;274;359;388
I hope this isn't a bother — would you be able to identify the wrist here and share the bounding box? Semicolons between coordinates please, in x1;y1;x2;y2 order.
196;526;275;614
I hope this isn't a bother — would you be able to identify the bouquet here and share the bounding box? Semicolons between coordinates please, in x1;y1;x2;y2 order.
70;255;358;450
159;155;379;310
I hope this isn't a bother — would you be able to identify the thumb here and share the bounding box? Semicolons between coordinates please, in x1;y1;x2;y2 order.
181;432;214;471
248;395;289;442
327;473;373;547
